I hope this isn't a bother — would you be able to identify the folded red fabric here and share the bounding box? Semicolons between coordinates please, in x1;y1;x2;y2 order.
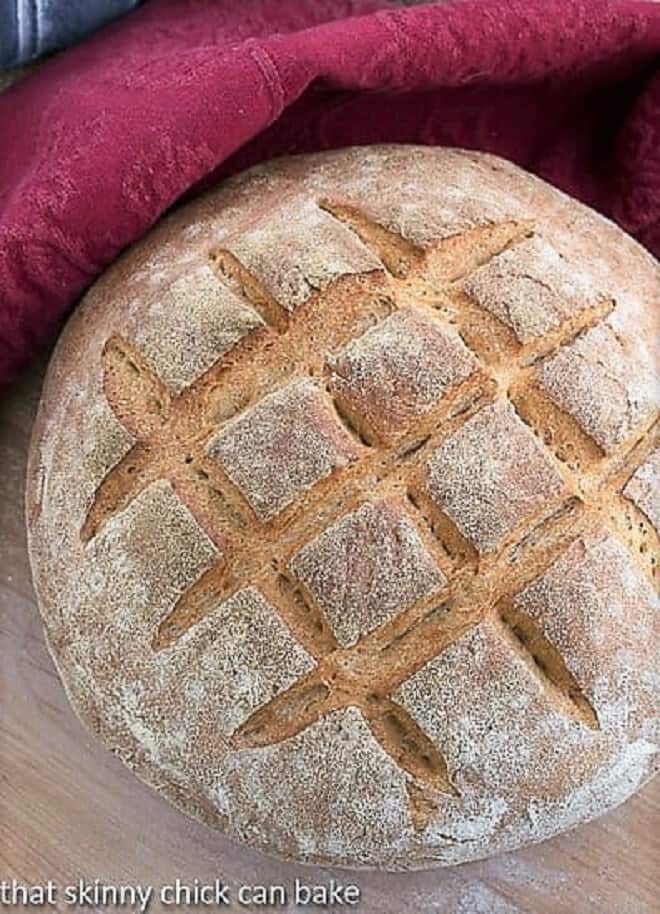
1;0;659;390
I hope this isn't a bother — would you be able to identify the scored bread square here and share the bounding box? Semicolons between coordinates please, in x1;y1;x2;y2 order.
463;235;599;343
187;586;315;736
326;307;478;444
393;618;561;795
538;322;659;454
133;264;264;393
223;196;382;311
392;608;615;817
424;399;565;554
208;377;359;521
289;497;446;647
510;528;659;729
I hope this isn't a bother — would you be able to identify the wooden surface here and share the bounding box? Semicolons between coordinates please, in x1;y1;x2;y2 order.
1;358;658;914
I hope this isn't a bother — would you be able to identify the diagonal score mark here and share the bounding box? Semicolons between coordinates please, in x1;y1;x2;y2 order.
153;561;233;650
320;200;534;285
209;248;291;333
168;457;250;552
102;335;172;439
432;219;535;284
264;571;340;660
230;666;335;751
318;200;423;277
613;489;660;587
81;442;158;543
495;601;600;730
364;696;457;795
611;417;659;493
516;297;615;368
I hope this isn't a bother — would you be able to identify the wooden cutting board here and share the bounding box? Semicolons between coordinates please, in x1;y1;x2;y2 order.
1;359;658;914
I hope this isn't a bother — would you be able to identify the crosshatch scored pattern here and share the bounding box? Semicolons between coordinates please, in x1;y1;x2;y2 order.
80;188;659;810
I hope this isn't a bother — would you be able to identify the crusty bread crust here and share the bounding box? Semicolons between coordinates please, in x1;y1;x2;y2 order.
26;146;659;869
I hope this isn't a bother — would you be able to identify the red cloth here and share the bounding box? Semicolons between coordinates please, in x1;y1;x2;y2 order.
1;0;659;390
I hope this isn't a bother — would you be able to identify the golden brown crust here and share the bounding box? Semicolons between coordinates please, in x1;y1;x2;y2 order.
26;146;659;870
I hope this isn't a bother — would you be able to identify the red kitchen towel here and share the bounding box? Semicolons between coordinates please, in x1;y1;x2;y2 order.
1;0;659;390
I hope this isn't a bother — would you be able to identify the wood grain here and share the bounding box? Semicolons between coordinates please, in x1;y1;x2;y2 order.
1;358;658;914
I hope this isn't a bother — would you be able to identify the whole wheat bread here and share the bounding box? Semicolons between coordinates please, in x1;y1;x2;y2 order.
26;146;659;869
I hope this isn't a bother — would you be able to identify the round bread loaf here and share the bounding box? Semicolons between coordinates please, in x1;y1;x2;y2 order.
27;146;659;870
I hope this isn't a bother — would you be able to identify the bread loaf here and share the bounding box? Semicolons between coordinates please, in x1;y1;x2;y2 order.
26;146;659;869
